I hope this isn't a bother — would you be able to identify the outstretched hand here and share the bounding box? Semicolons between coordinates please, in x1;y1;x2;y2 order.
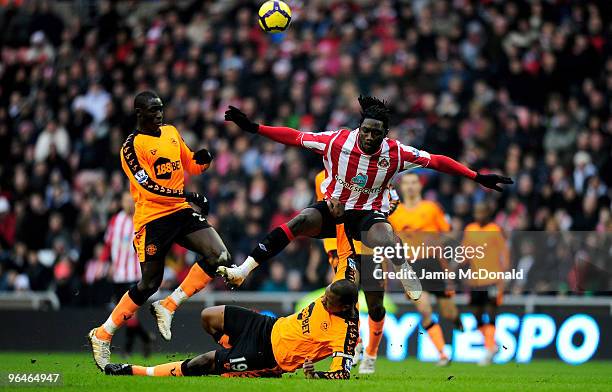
475;173;514;192
224;106;259;133
303;359;316;379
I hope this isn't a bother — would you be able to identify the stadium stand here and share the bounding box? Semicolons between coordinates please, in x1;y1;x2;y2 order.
0;0;610;306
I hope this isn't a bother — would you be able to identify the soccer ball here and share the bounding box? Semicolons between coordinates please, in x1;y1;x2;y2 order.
258;1;292;33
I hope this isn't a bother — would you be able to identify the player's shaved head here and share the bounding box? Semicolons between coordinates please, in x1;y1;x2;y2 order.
134;91;163;133
329;279;358;306
134;91;160;109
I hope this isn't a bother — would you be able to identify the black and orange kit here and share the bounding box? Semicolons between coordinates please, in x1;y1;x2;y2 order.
388;200;452;295
120;124;209;262
214;297;358;379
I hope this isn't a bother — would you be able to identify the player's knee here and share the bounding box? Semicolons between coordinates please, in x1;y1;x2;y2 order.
198;248;232;276
288;213;308;232
200;308;213;330
136;276;162;299
208;246;231;266
368;304;386;322
368;225;396;249
200;306;223;335
217;248;231;266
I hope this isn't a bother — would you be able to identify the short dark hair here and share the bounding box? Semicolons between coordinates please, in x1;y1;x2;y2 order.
134;91;160;110
329;279;359;306
358;95;390;129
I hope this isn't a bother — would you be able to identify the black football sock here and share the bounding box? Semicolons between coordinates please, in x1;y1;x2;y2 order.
249;225;293;264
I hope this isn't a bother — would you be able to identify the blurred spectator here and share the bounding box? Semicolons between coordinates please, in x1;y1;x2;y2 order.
261;261;288;292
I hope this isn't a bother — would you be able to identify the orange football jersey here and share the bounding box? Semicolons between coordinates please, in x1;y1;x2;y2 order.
387;200;450;259
120;125;208;232
388;200;450;233
271;297;358;378
462;222;509;287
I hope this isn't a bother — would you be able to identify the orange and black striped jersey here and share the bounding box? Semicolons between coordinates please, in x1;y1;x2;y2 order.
120;125;208;231
270;297;358;379
462;222;509;287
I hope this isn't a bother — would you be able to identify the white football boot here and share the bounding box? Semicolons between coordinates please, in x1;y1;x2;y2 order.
217;265;247;288
150;300;174;341
478;346;498;366
87;328;111;371
359;353;377;374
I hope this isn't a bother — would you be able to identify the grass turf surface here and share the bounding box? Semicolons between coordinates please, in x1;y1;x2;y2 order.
0;353;610;392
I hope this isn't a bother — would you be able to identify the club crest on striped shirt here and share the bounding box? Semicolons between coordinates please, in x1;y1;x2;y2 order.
378;157;390;168
351;173;368;188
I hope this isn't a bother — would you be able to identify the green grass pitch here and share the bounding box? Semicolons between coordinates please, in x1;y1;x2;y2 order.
0;352;610;392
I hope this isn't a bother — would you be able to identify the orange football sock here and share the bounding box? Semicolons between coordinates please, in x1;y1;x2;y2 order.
132;361;184;376
425;322;447;358
479;324;496;350
365;317;385;357
96;292;139;341
161;263;212;312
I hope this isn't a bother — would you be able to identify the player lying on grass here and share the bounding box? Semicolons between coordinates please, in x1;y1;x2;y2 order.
88;91;232;370
221;96;512;301
104;279;359;379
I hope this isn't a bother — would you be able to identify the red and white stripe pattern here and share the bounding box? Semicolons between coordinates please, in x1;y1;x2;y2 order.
300;129;431;212
105;211;141;283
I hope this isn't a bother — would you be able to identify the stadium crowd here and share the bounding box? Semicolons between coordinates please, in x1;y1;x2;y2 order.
0;0;610;305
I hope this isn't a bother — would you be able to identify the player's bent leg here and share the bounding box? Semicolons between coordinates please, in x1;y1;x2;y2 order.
89;261;164;370
360;291;386;374
153;227;228;339
219;207;324;287
365;222;422;300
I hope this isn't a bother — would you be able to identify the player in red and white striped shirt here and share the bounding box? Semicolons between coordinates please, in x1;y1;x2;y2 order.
102;192;153;357
220;96;512;298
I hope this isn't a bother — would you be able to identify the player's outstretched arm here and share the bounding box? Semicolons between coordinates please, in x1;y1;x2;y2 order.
303;359;351;380
224;105;304;147
399;144;512;192
428;154;514;192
